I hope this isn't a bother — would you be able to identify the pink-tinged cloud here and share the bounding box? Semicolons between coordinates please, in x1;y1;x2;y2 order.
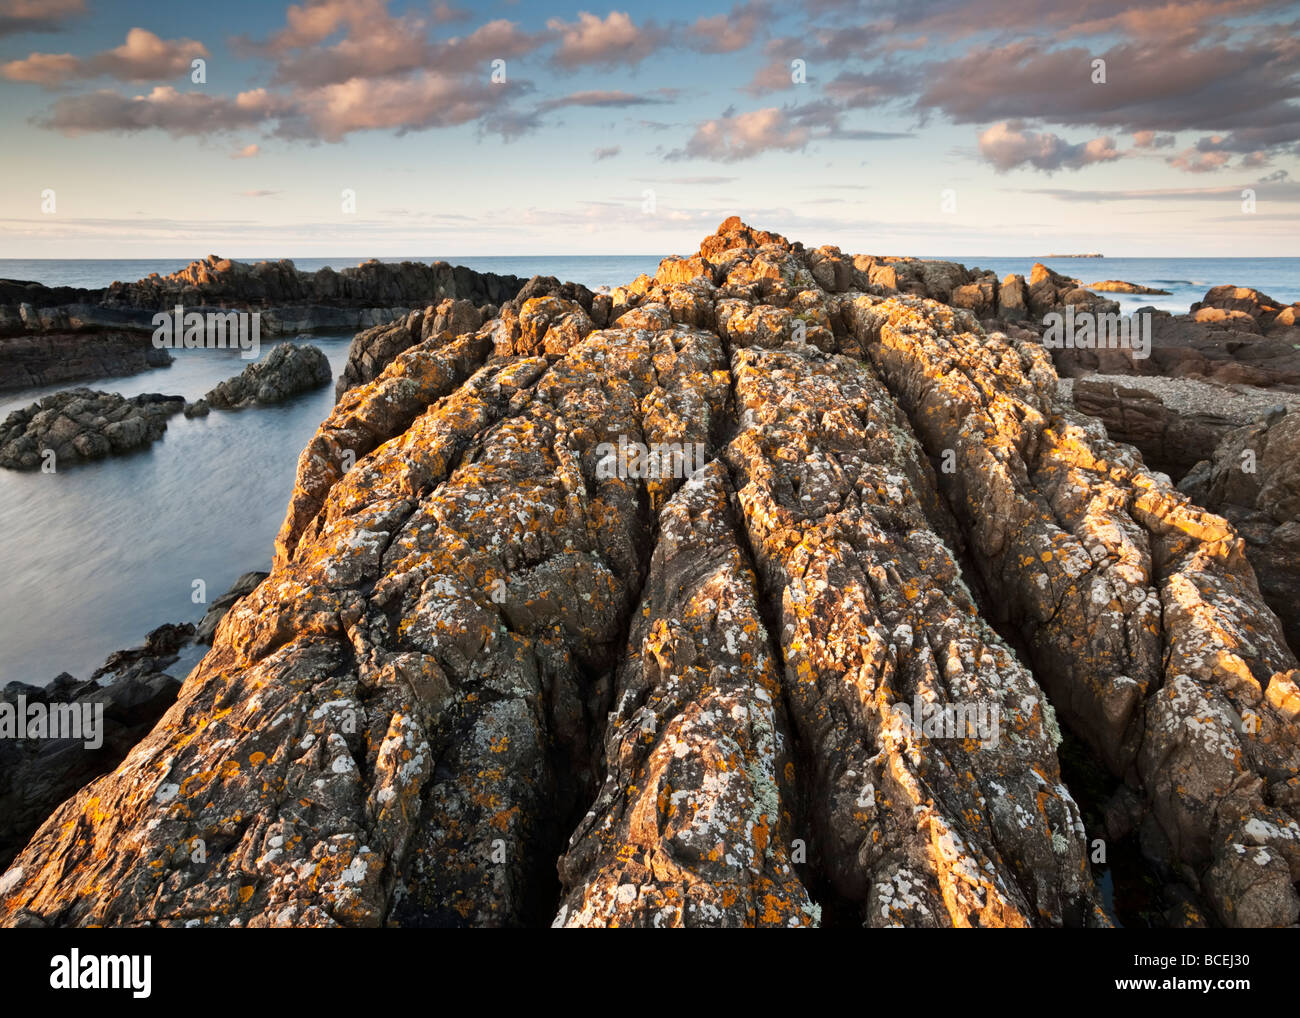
1167;147;1232;172
0;0;84;37
3;28;207;88
231;143;261;159
432;1;470;24
262;0;389;53
978;121;1120;172
281;71;516;141
690;1;769;54
547;11;668;68
667;107;811;162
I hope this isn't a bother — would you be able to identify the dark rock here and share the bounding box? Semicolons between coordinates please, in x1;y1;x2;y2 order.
1071;379;1237;478
195;572;269;645
0;623;191;870
0;387;185;469
1178;408;1300;656
203;342;331;409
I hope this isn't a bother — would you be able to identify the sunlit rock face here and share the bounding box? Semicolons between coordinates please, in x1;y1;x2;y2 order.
3;219;1298;929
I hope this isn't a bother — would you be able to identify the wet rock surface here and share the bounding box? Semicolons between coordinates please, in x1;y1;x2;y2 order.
0;387;186;469
2;219;1298;928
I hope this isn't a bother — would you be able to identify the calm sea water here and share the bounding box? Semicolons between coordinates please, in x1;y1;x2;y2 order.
0;335;357;685
1;254;1296;685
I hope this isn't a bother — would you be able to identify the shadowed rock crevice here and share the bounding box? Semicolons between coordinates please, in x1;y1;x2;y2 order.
846;293;1300;927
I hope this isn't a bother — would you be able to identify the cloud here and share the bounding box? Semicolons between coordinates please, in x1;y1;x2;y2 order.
592;145;620;161
240;189;281;197
231;143;260;159
536;89;671;113
1023;174;1300;202
0;0;84;37
689;1;769;54
640;176;740;185
547;11;669;69
39;86;286;136
823;69;917;110
1166;147;1231;172
3;28;207;87
1132;130;1176;148
977;120;1120;172
914;37;1300;158
281;71;520;141
667;107;811;162
432;1;469;23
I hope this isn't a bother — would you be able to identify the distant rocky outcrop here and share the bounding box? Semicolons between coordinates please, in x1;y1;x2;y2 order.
0;328;172;393
0;388;186;469
202;342;331;409
3;219;1298;929
1180;407;1300;657
1050;306;1300;389
1192;285;1300;339
0;257;537;393
1089;280;1171;295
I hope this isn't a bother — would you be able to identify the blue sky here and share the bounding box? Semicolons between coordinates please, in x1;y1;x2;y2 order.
1;0;1298;257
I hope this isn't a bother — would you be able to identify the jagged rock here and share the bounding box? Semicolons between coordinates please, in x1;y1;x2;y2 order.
2;217;1297;929
195;572;269;645
0;623;191;870
203;342;331;409
1178;408;1300;656
849;293;1300;927
0;387;185;469
1049;310;1300;389
999;274;1029;321
1193;285;1300;335
0;257;534;391
1071;379;1237;478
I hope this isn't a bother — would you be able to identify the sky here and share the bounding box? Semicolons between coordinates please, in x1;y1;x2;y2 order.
0;0;1298;258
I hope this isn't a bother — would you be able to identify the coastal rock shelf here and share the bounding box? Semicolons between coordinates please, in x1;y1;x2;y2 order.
3;219;1298;928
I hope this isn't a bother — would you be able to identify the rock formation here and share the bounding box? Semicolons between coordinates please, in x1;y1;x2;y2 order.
202;342;331;409
1179;408;1300;658
2;219;1298;928
0;388;186;469
0;257;537;392
1088;281;1171;295
0;623;192;870
1070;379;1237;478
